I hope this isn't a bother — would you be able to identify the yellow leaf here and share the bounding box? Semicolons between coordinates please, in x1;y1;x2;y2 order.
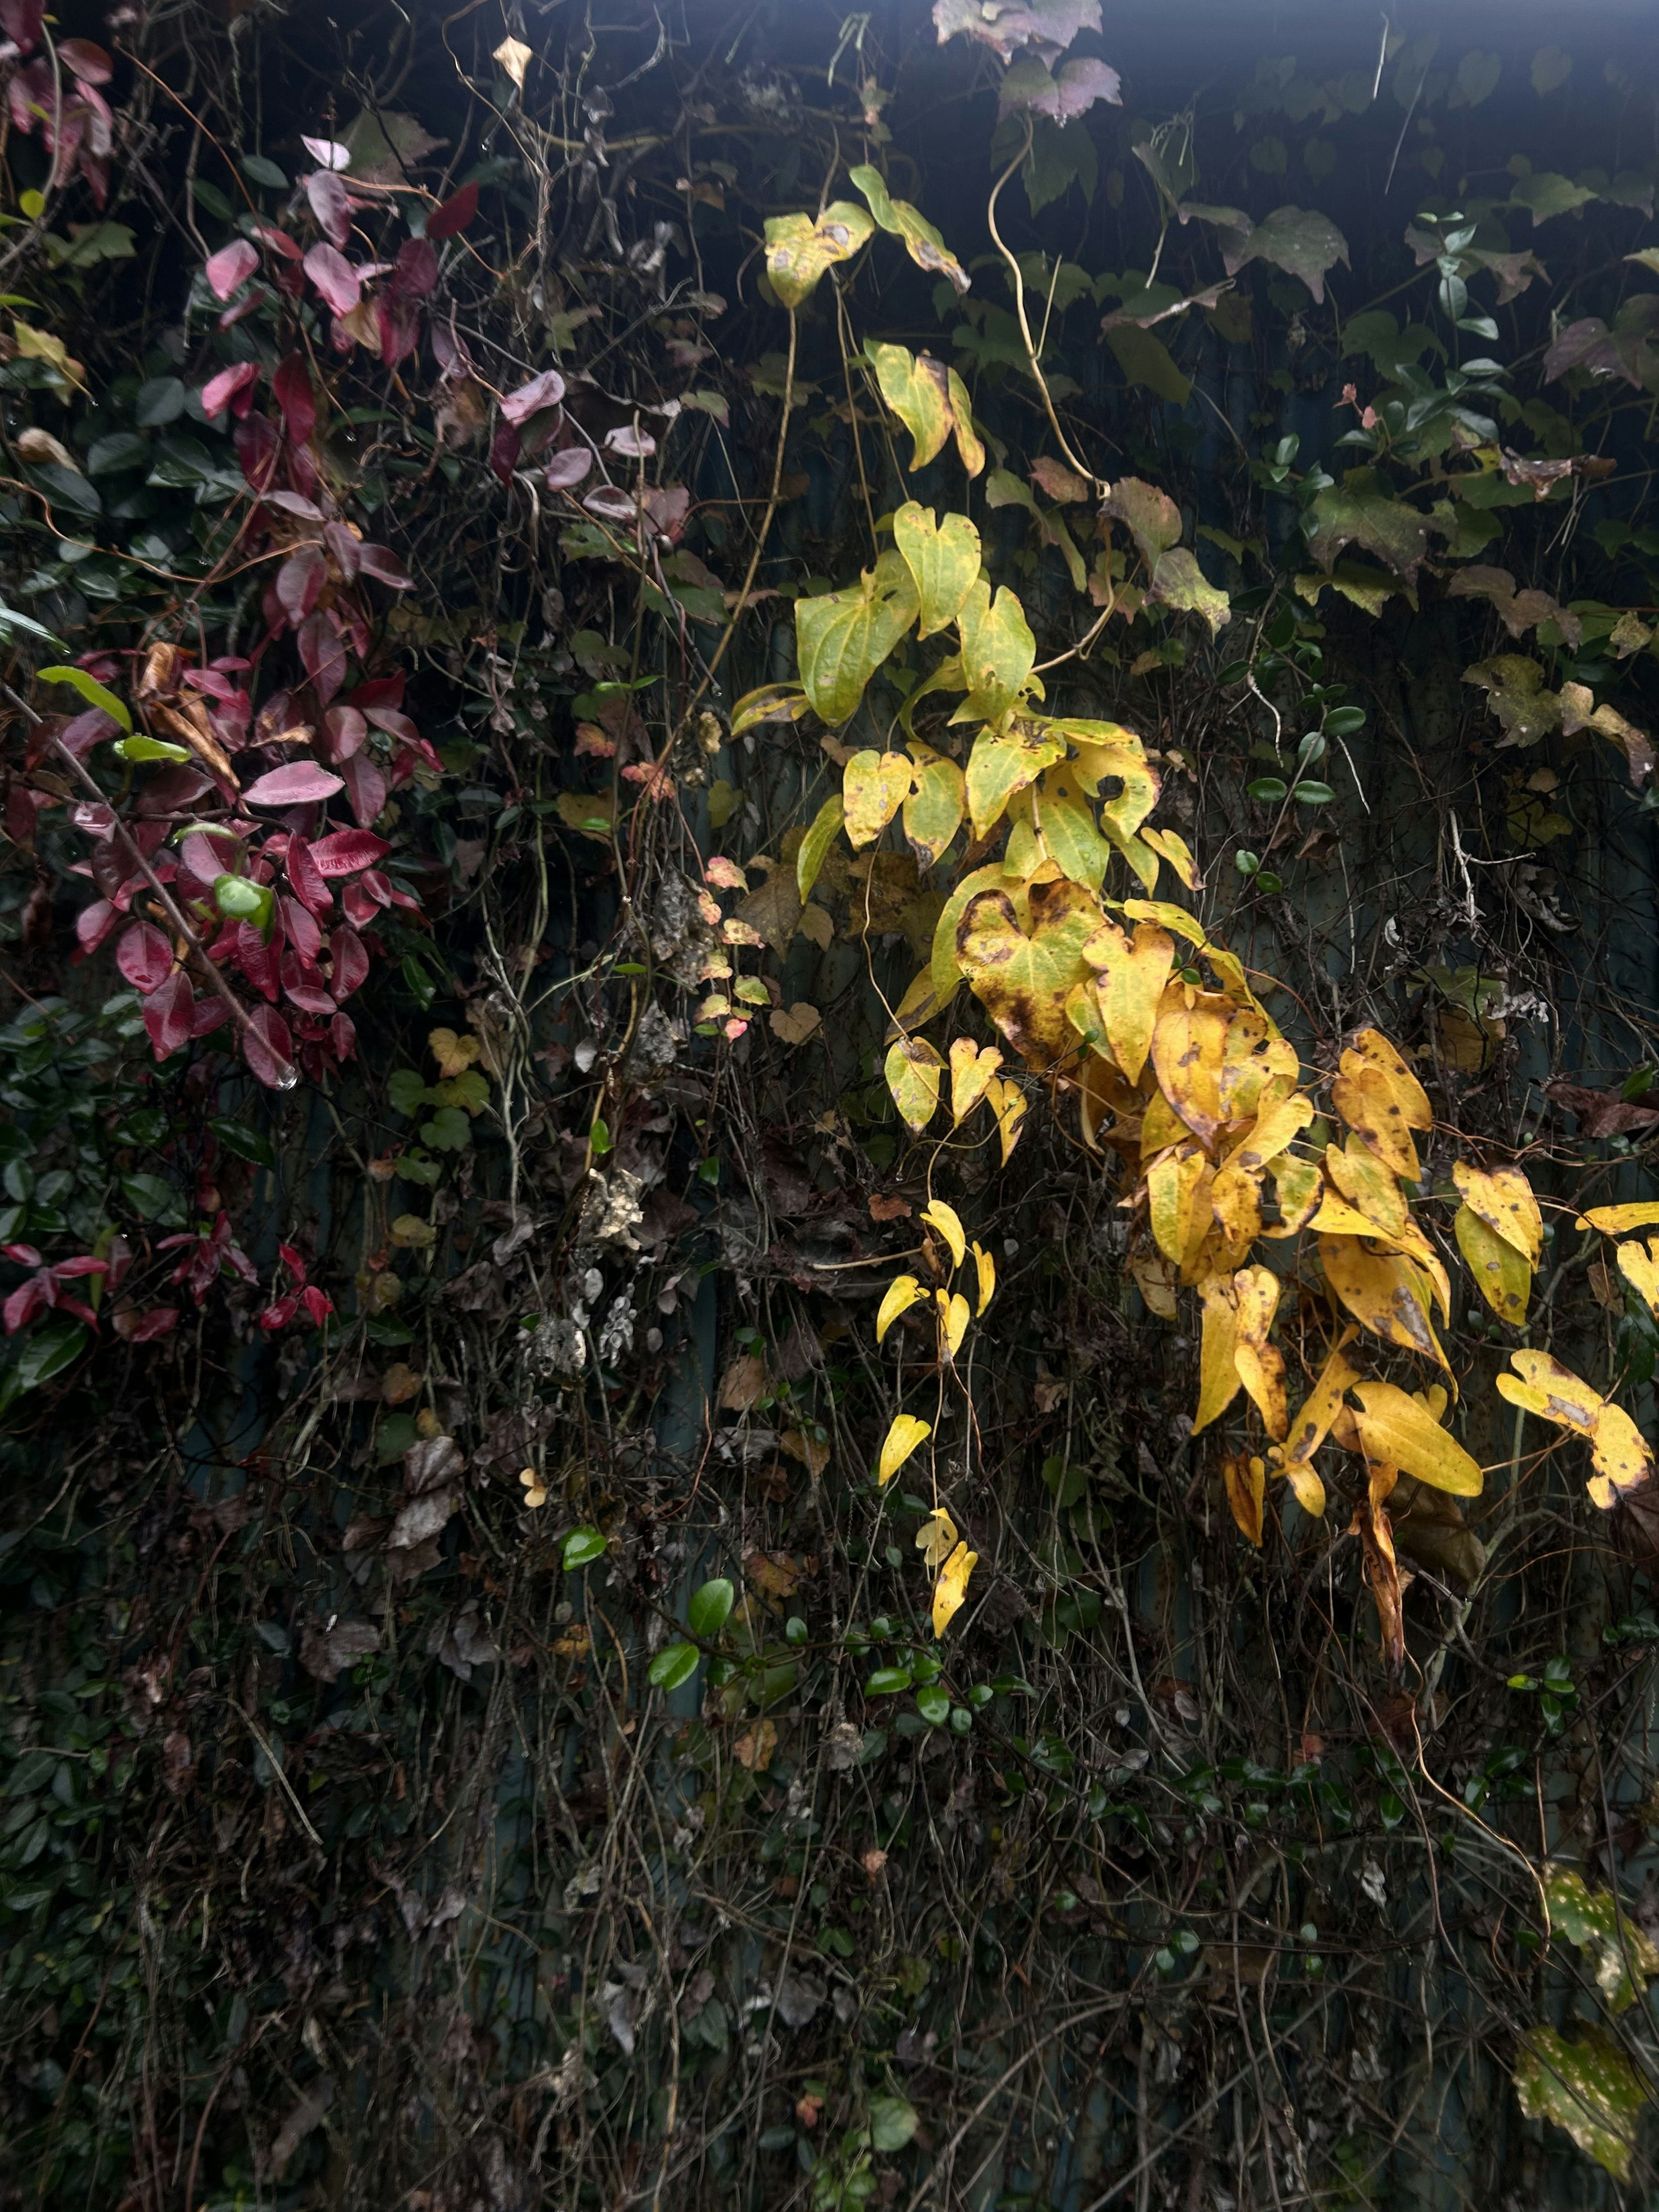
1222;1452;1265;1545
949;1036;1004;1123
1352;1379;1483;1497
985;1074;1028;1163
843;748;914;849
13;318;86;391
1323;1137;1407;1237
963;721;1064;840
972;1240;996;1315
957;877;1109;1069
866;339;955;470
936;1288;971;1359
1280;1459;1327;1517
876;1274;924;1344
1140;824;1201;888
763;201;875;307
1453;1160;1543;1266
903;741;966;866
1347;1027;1433;1128
428;1026;480;1079
878;1413;931;1487
1091;921;1173;1084
1577;1202;1659;1235
1148;1144;1209;1265
1210;1159;1264;1260
1129;1248;1179;1318
884;1036;944;1132
1282;1328;1361;1463
1193;1272;1241;1433
1151;991;1231;1146
1319;1234;1448;1369
1588;1405;1653;1509
1331;1060;1421;1180
932;1538;977;1637
893;502;982;639
1263;1153;1323;1238
1227;1093;1314;1174
1118;896;1208;949
916;1506;958;1569
955;577;1036;722
1616;1236;1659;1316
1232;1264;1287;1440
921;1200;966;1268
1455;1204;1532;1325
1139;1089;1189;1161
1496;1351;1654;1508
1219;1008;1299;1121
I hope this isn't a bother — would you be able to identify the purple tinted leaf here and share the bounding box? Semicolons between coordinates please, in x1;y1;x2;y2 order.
501;367;567;424
205;238;258;301
242;761;345;808
545;446;594;489
392;237;439;299
310;828;391;875
143;970;195;1061
306;168;357;248
275;543;327;626
604;423;656;459
302;241;360;317
583;484;639;523
243;1004;295;1088
116;921;174;995
357;543;413;589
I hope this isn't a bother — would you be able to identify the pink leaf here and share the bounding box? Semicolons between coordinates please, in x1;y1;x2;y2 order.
275;543;327;626
297;611;347;707
243;761;345;807
426;181;479;240
321;703;367;761
0;0;44;54
235;920;281;1001
190;995;232;1038
143;970;195;1061
254;221;302;262
375;292;422;369
330;926;369;998
59;38;113;83
205;238;258;301
501;367;566;424
117;1306;179;1343
243;1004;294;1088
115;921;174;995
309;828;391;876
201;360;260;420
329;1011;357;1061
340;753;387;829
302;136;351;171
306;167;356;248
604;423;655;459
76;898;118;955
285;835;333;915
273;353;317;444
279;893;322;962
324;521;361;581
302;241;360;317
545;446;593;490
357;543;413;588
583;484;638;524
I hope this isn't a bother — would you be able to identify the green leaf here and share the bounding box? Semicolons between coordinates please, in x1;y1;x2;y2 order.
884;1037;944;1133
240;153;289;189
1147;546;1230;634
1453;50;1501;107
648;1641;700;1691
1305;486;1435;582
964;722;1063;839
915;1684;950;1725
1545;1867;1659;2013
1229;205;1351;304
562;1527;607;1570
902;743;966;867
209;1116;276;1168
687;1577;735;1639
0;1315;87;1407
115;735;191;763
795;550;919;725
121;1171;181;1222
796;793;845;902
1105;322;1190;404
865;1666;913;1695
866;341;953;471
86;431;150;476
37;664;130;731
133;376;187;426
388;1068;430;1118
849;164;969;293
893;502;981;639
763;201;874;308
955;578;1036;722
1101;478;1182;570
420;1106;472;1152
1530;43;1572;96
868;2095;920;2152
1514;2025;1642;2180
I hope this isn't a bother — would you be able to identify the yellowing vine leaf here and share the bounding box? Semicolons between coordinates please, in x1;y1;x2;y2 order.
795;550;919;725
1319;1234;1448;1370
902;741;966;865
1231;1264;1287;1440
1576;1202;1659;1234
1194;1271;1241;1432
964;721;1063;838
866;340;955;470
1452;1159;1543;1265
1323;1137;1407;1236
1332;1059;1422;1180
1092;921;1173;1084
796;793;845;901
893;502;982;637
1282;1329;1360;1462
1346;1027;1433;1128
985;1073;1028;1163
850;163;971;295
1148;1144;1209;1265
1263;1152;1322;1237
1352;1380;1483;1496
921;1199;966;1268
844;749;914;849
1140;826;1200;888
1615;1236;1659;1315
972;1239;996;1313
1151;992;1230;1146
949;1036;1003;1122
884;1036;944;1131
936;1288;971;1358
1455;1204;1532;1325
763;200;875;306
1222;1452;1266;1545
876;1274;925;1343
931;1538;977;1637
878;1413;931;1486
1228;1092;1313;1173
955;579;1036;722
957;880;1107;1067
1496;1349;1654;1507
916;1506;958;1569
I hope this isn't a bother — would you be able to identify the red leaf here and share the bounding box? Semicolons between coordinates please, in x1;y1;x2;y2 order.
59;38;113;82
115;1306;179;1343
279;894;322;963
357;543;413;589
375;291;422;369
254;222;302;262
275;543;327;626
330;925;369;999
346;673;404;713
3;1278;45;1334
426;181;479;240
489;423;521;483
273;353;316;444
310;828;391;876
75;898;118;955
391;236;439;299
115;921;174;995
297;611;347;707
143;970;195;1061
329;1011;357;1061
340;753;387;829
285;835;333;915
235;411;281;493
300;1286;334;1325
243;1004;295;1089
235;921;282;1001
242;761;345;808
201;359;260;420
323;521;360;581
321;704;367;761
501;367;566;424
0;0;44;54
205;238;258;301
302;242;360;317
190;995;232;1038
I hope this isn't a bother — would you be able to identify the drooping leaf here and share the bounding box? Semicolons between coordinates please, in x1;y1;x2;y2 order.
850;163;970;293
1090;920;1173;1084
867;341;954;471
1496;1350;1653;1508
920;1200;966;1268
916;1507;958;1570
1544;1867;1659;2014
931;1539;977;1637
796;794;845;901
1222;1452;1266;1545
930;0;1102;64
1152;992;1230;1147
935;1287;971;1358
884;1037;945;1132
1353;1380;1483;1496
1615;1236;1659;1316
964;720;1064;838
38;664;130;731
843;750;914;849
1320;1236;1447;1368
876;1274;925;1343
949;1036;1004;1123
1452;1160;1542;1264
1282;1329;1361;1463
795;551;919;724
1306;486;1435;582
1455;1205;1532;1326
903;742;966;866
893;502;982;637
957;878;1109;1068
1229;205;1350;303
1101;478;1181;570
878;1414;931;1487
955;579;1036;722
1193;1271;1241;1432
1232;1265;1287;1440
1332;1060;1422;1180
763;201;875;308
1148;1144;1209;1267
1576;1202;1659;1235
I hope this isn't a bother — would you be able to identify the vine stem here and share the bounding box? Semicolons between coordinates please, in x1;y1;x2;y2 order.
4;683;291;1081
986;118;1105;495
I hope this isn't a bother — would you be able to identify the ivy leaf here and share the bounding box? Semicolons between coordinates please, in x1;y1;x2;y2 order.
1509;171;1596;224
1146;545;1230;633
795;551;919;724
850;162;970;293
1452;50;1501;107
1101;478;1181;569
763;201;874;308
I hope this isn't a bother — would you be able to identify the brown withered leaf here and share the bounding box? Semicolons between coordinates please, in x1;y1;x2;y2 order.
717;1353;766;1411
1545;1080;1659;1140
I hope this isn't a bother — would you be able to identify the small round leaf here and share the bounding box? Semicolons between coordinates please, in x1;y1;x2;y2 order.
562;1526;607;1570
687;1576;734;1639
648;1641;699;1691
